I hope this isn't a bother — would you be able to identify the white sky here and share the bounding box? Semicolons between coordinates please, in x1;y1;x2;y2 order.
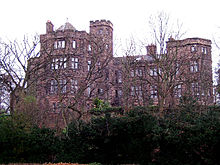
0;0;220;70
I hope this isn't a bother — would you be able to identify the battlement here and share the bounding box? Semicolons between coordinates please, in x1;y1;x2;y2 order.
90;19;113;28
167;37;212;48
182;38;212;46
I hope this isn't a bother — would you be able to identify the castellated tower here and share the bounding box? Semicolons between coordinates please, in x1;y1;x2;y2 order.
89;20;113;57
89;20;114;104
89;20;113;37
166;38;213;104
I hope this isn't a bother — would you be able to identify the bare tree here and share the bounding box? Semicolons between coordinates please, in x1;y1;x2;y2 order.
116;12;212;114
145;12;214;113
0;35;47;122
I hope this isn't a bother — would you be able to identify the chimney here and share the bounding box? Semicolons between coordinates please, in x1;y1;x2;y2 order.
146;44;157;55
46;20;54;34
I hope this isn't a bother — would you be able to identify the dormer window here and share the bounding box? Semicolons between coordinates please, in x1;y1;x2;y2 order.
54;40;65;49
73;40;76;49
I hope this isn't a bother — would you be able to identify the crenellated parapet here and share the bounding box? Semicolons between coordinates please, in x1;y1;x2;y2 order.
90;19;113;29
167;37;212;48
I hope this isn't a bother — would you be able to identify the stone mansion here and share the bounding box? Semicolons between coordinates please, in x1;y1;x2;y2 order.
28;20;213;127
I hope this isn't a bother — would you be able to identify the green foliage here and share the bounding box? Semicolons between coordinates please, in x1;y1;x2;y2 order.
91;98;123;115
0;114;59;163
23;95;37;103
0;106;219;164
0;109;8;118
93;98;110;110
179;94;198;111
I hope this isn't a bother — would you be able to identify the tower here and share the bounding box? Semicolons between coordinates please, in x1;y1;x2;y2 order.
89;20;113;57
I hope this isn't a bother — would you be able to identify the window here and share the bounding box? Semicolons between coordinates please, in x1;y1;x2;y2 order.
136;69;143;77
115;90;118;98
59;57;67;69
51;59;55;69
202;47;207;54
105;44;109;50
190;61;199;72
71;79;78;93
87;86;91;97
208;89;212;96
118;89;122;98
131;70;135;77
150;68;157;76
115;71;122;83
88;44;92;52
192;82;199;96
131;86;135;96
106;29;110;35
52;102;57;111
88;60;91;71
71;58;78;69
51;57;67;70
98;88;104;95
51;58;59;70
73;40;76;49
118;71;122;83
54;40;65;49
98;29;103;34
150;85;157;98
97;61;101;70
191;45;196;52
201;89;205;96
175;63;180;75
131;86;142;97
105;69;109;80
50;80;58;94
131;69;143;77
175;84;182;98
136;86;143;97
59;79;67;93
54;42;57;49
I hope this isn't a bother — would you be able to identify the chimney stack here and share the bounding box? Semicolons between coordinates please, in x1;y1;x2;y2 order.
46;20;54;34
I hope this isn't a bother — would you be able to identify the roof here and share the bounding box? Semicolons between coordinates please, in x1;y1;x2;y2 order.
57;22;76;32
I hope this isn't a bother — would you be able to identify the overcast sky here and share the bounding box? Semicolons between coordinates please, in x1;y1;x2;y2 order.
1;0;220;68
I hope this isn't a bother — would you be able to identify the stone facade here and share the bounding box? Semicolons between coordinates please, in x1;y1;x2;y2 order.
29;20;213;128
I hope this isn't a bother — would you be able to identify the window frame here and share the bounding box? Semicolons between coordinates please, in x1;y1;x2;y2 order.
71;57;79;69
71;79;78;94
190;61;199;72
54;40;65;49
73;40;77;49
